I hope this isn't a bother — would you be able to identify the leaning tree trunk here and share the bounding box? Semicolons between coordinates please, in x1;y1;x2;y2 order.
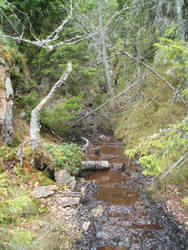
97;0;112;94
0;58;14;145
30;62;73;150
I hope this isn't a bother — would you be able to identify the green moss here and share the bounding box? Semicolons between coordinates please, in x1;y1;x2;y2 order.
33;170;55;186
23;146;32;156
183;197;188;205
0;145;16;162
0;171;47;249
0;81;5;89
10;230;34;245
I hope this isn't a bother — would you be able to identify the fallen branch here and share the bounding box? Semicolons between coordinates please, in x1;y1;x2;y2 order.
81;160;111;170
120;51;176;92
72;73;148;126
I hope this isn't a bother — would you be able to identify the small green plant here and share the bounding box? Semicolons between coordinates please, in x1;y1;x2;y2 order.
46;143;83;175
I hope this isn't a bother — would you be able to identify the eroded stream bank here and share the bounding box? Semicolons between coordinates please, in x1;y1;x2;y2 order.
75;141;188;249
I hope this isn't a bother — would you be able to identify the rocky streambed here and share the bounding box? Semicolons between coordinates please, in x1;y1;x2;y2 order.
74;141;188;249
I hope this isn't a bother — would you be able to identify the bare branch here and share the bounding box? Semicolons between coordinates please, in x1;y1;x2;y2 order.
159;155;186;180
0;32;96;50
1;0;95;50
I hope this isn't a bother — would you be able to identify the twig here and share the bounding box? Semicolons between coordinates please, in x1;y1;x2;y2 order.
159;155;186;181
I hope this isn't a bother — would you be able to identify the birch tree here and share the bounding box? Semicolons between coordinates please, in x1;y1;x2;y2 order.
0;58;13;145
97;0;112;93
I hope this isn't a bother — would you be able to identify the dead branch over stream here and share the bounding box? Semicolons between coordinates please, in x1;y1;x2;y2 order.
72;73;148;126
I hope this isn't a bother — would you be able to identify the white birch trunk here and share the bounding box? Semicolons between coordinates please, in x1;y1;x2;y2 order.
30;62;73;150
97;0;112;94
175;0;185;41
0;59;14;145
81;160;111;170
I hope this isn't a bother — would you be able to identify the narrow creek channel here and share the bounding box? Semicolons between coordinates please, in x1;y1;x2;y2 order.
78;141;188;249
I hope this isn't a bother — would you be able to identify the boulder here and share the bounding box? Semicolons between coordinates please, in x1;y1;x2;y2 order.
33;185;57;198
54;169;76;190
61;197;80;207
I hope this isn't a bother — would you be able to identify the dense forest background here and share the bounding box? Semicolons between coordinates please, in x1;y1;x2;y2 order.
0;0;188;248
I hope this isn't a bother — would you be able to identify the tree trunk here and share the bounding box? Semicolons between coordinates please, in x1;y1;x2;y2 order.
0;59;14;145
155;0;164;36
30;62;73;150
97;0;112;94
175;0;185;41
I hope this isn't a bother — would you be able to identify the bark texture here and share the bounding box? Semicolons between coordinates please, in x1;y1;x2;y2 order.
30;62;73;150
175;0;185;41
81;160;111;170
0;58;14;145
97;0;112;93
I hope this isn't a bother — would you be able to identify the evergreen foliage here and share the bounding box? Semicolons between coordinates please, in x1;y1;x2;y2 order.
41;92;83;136
155;39;188;80
125;123;188;177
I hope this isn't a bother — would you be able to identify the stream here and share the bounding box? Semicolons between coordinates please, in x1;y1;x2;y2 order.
77;140;188;249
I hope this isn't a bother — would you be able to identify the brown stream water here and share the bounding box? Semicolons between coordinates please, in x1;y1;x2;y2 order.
81;142;186;249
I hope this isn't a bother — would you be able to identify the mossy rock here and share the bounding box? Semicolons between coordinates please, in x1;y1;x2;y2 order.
32;169;55;186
